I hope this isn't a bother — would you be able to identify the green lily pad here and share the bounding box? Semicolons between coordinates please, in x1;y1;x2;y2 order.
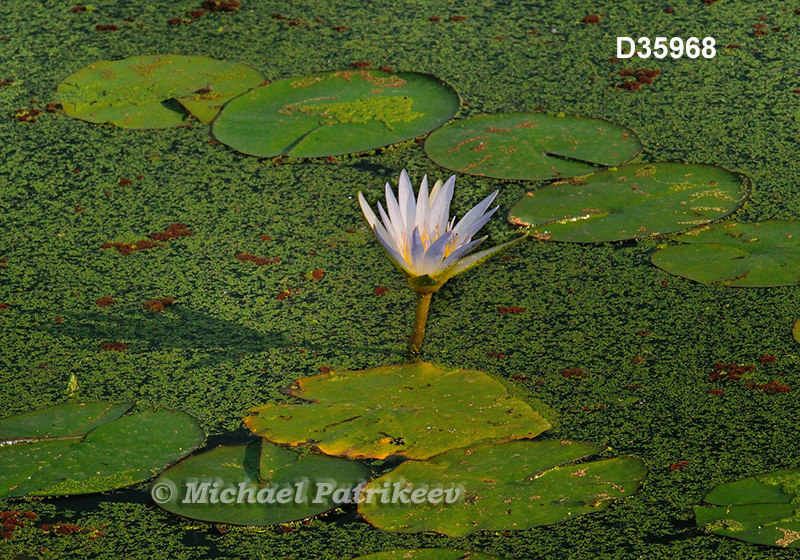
352;550;507;560
152;439;370;526
57;55;265;128
0;402;205;497
358;440;647;537
793;318;800;344
424;112;642;181
244;362;551;460
508;163;749;243
651;221;800;287
695;468;800;548
211;69;459;157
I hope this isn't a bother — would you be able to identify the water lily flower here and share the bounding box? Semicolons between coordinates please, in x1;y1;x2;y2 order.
358;170;522;355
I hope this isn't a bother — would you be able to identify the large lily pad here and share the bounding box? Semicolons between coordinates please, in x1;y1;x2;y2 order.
57;55;265;128
352;550;506;560
211;69;459;157
244;362;551;460
651;220;800;287
507;163;749;243
424;112;642;181
695;468;800;548
0;402;205;497
358;440;647;537
152;439;370;526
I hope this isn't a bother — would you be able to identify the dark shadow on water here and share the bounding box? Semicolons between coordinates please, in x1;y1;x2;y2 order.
31;307;287;354
26;306;406;370
347;161;396;176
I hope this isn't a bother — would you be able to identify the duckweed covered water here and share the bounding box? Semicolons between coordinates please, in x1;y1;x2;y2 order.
3;1;800;558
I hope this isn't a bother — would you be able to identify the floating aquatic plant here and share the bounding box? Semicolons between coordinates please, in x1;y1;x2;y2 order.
57;55;264;128
212;69;459;157
358;170;520;355
359;439;647;536
507;163;750;243
651;220;800;287
245;362;550;460
152;439;369;526
0;402;204;498
424;112;643;181
695;468;800;548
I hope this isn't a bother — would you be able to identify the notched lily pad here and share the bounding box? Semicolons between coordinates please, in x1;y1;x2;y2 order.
508;163;749;243
358;440;647;537
424;112;642;181
153;439;370;526
0;402;205;498
695;468;800;548
352;550;507;560
652;220;800;287
57;55;265;128
212;69;459;157
244;362;551;460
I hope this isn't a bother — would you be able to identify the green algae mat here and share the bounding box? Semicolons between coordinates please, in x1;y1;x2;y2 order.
6;1;800;559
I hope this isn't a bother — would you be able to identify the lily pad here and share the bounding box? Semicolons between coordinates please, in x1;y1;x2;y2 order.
352;550;506;560
244;362;551;460
358;440;647;537
424;112;642;181
0;402;205;498
152;439;370;526
508;163;749;243
211;69;459;157
651;220;800;287
695;468;800;548
57;55;265;128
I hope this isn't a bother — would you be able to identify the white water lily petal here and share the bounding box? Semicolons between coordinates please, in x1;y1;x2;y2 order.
409;226;427;271
440;237;525;282
384;181;404;235
421;230;455;274
452;206;499;243
359;170;510;283
451;190;499;239
414;175;429;231
376;201;402;248
428;175;455;238
373;224;413;275
358;192;378;228
439;236;487;271
397;169;416;237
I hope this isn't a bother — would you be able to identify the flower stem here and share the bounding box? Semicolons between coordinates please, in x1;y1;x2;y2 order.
408;291;433;359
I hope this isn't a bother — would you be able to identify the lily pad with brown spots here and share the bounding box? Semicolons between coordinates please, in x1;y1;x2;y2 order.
0;402;204;498
58;55;265;128
244;362;551;460
424;112;642;181
695;468;800;548
508;163;749;243
358;439;647;536
652;220;800;287
212;69;459;157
